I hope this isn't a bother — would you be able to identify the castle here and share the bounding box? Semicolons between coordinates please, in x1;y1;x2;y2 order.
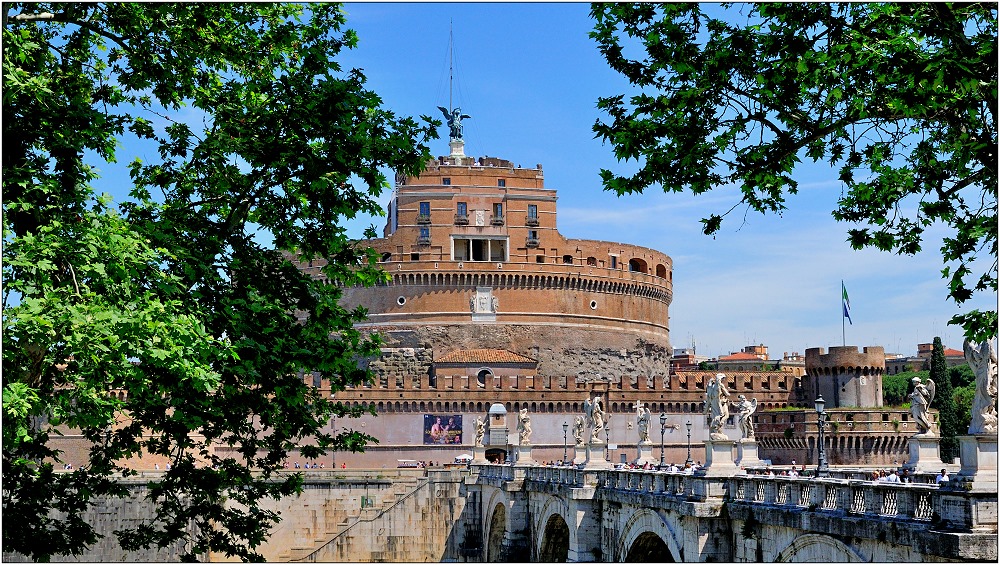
292;139;912;468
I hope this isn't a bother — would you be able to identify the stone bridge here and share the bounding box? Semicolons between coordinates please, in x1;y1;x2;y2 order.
469;464;997;562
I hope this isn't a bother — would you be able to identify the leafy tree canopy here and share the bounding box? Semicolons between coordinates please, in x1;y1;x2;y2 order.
3;3;435;561
883;371;924;406
590;2;997;341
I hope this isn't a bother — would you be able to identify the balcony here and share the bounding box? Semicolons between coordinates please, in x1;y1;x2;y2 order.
417;236;431;246
490;215;505;226
526;237;539;248
416;214;431;225
525;216;539;227
454;214;469;225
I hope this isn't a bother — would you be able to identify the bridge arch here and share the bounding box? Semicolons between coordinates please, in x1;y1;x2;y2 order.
537;512;570;562
775;533;865;562
616;507;682;562
533;493;575;560
485;500;508;562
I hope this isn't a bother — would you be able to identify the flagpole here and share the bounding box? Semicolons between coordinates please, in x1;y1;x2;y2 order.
841;280;846;346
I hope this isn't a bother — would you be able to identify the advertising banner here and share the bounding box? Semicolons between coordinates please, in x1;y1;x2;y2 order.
424;414;463;445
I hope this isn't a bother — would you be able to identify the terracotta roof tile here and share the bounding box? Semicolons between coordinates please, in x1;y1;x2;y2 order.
943;348;964;357
718;352;763;361
436;349;537;365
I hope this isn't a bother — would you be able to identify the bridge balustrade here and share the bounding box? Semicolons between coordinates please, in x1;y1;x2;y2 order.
727;475;939;523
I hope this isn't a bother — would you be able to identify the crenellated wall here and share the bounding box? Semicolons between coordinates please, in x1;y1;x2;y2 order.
804;346;885;408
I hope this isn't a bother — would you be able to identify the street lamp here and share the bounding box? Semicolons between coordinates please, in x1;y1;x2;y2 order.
684;420;693;466
605;421;611;461
659;413;668;469
562;421;569;464
814;395;830;477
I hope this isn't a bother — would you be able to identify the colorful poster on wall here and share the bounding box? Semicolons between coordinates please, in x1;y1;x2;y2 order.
423;414;463;445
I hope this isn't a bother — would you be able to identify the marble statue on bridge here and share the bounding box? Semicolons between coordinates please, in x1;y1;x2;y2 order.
706;373;732;440
584;395;607;443
733;394;758;439
910;376;936;435
517;408;532;444
573;415;585;446
635;401;651;443
965;338;998;435
474;416;486;447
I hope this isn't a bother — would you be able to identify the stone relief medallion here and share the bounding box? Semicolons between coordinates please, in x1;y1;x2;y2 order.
475;210;486;226
471;287;497;322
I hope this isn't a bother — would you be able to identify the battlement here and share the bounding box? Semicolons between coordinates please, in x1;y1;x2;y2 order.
805;346;886;375
804;346;885;409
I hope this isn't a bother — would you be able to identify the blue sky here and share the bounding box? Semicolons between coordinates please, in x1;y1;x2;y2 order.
83;3;993;360
335;2;995;359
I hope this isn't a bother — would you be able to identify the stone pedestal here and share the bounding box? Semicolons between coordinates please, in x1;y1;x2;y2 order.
514;444;535;466
955;434;998;492
449;140;466;160
634;442;657;466
736;439;762;468
472;445;488;464
573;444;587;466
902;434;942;473
584;442;612;470
699;439;738;477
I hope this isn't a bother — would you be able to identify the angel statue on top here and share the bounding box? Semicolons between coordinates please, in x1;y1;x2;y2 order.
910;376;936;435
437;106;471;140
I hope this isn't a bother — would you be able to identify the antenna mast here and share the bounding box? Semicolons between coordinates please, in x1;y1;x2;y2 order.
448;19;454;112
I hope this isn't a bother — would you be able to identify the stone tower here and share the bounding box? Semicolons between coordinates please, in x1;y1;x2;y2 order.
804;346;885;408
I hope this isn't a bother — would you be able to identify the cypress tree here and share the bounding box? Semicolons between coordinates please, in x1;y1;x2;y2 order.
930;337;959;463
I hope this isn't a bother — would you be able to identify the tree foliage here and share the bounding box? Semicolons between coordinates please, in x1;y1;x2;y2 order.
3;3;435;561
590;2;997;341
883;371;923;407
929;337;960;463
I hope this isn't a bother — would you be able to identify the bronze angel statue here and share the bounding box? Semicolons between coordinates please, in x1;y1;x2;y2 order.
438;106;471;140
910;376;936;435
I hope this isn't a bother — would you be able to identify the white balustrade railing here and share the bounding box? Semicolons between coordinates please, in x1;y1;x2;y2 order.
472;465;939;525
725;475;939;522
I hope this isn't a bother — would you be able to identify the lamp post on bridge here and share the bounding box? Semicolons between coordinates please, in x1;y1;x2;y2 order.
815;395;830;477
684;420;693;467
562;421;568;465
659;413;668;469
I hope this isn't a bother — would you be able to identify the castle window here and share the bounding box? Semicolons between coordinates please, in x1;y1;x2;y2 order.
536;255;544;263
381;252;392;262
586;256;597;266
498;179;506;187
442;178;451;185
410;252;420;261
562;255;573;264
610;256;618;269
527;230;539;248
419;201;430;215
457;202;467;215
